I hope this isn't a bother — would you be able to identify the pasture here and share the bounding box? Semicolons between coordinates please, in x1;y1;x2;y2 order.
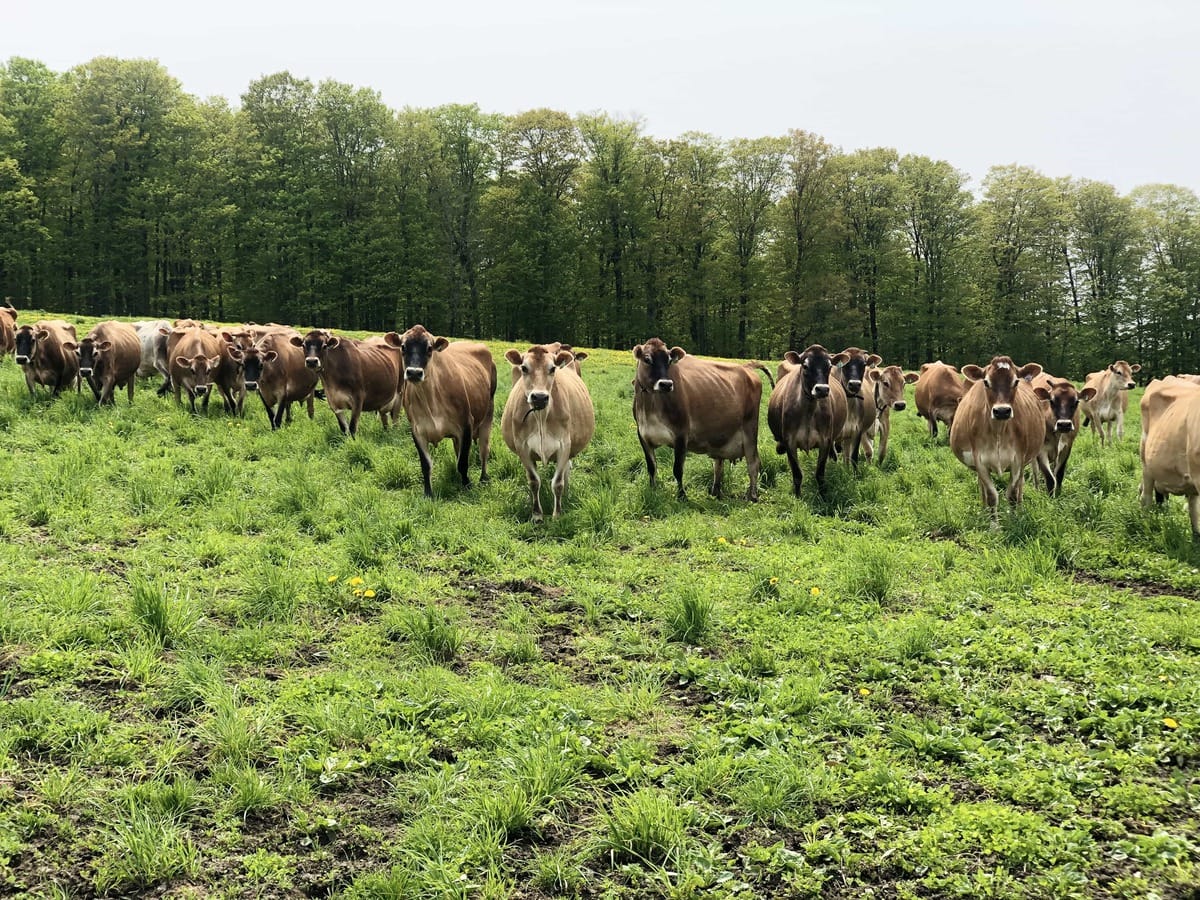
0;316;1196;899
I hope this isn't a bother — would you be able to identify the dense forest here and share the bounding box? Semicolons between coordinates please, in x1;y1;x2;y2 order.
1;55;1198;374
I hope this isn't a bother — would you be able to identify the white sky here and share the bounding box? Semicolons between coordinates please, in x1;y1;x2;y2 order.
6;0;1197;194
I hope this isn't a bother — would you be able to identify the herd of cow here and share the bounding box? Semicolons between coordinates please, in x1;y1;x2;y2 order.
0;305;1195;533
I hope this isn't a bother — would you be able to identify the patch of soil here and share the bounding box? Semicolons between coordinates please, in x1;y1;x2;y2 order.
1072;571;1200;600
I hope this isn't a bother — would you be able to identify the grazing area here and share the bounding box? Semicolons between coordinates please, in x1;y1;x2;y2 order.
0;316;1197;899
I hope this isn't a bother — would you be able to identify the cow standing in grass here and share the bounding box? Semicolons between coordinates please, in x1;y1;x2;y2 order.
833;347;882;468
14;320;78;397
133;320;173;395
292;329;402;437
1140;376;1200;535
632;338;767;501
767;345;849;496
915;361;966;439
233;329;317;429
864;365;919;463
170;328;225;414
502;345;595;522
0;304;17;361
77;320;141;406
1031;379;1095;496
384;325;496;498
1081;360;1141;446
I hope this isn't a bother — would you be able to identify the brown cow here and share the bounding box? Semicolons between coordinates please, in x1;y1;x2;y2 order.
1080;360;1141;446
1031;379;1097;496
632;338;766;501
833;347;882;467
170;328;225;413
231;329;317;429
544;341;588;376
384;325;497;497
1140;377;1200;535
291;329;402;437
133;320;173;395
767;345;849;495
77;320;141;405
915;361;966;438
950;356;1052;516
0;304;17;360
14;320;79;397
502;345;595;521
863;365;920;463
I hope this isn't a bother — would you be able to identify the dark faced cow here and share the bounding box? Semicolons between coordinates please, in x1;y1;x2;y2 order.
1031;379;1096;496
15;320;79;397
291;330;402;437
767;345;849;495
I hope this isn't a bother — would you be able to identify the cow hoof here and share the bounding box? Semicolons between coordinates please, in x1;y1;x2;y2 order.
532;513;544;524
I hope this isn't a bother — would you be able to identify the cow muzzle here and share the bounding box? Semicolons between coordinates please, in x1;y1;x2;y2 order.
246;381;259;393
405;367;425;383
893;401;906;411
15;355;29;365
194;384;209;396
528;391;550;410
811;383;830;399
846;379;862;395
654;379;674;393
1055;419;1074;432
79;367;93;377
991;404;1012;420
1125;381;1135;390
305;357;320;369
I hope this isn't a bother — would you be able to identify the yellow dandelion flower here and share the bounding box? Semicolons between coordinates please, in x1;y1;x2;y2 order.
717;537;727;544
348;576;365;587
326;575;339;584
353;589;363;597
769;577;779;585
1163;717;1179;729
859;687;871;697
363;589;376;598
810;586;821;596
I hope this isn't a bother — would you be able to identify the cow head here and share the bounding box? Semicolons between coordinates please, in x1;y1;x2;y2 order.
785;344;850;400
961;357;1042;420
291;330;337;370
507;345;574;412
1033;380;1097;433
383;325;448;383
871;365;920;412
221;328;256;352
837;347;883;398
76;337;114;377
14;325;46;366
1110;360;1141;390
633;338;686;393
174;354;221;396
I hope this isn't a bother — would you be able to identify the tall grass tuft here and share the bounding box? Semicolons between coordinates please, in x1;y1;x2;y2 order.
128;577;200;649
843;543;899;606
666;587;715;644
92;805;200;894
399;606;465;664
597;787;691;867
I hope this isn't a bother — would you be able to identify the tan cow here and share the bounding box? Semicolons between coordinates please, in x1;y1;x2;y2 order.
1080;360;1141;446
1031;379;1096;496
170;328;225;413
502;345;595;521
384;325;497;497
231;329;317;429
544;341;588;376
950;356;1052;516
863;365;920;463
632;338;767;501
77;320;141;405
833;347;882;467
291;330;402;437
768;345;849;495
1140;377;1200;534
0;304;17;360
14;320;79;397
915;361;966;438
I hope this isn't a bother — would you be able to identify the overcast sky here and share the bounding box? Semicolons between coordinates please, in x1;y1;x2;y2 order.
6;0;1196;193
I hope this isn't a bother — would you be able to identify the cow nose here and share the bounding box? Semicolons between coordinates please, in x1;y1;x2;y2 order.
79;367;93;376
847;379;862;394
305;357;320;368
405;367;425;382
655;379;674;392
812;383;830;398
195;385;209;395
529;391;550;409
1056;419;1074;432
992;405;1012;420
15;355;28;365
893;401;906;411
1126;381;1135;389
246;382;259;392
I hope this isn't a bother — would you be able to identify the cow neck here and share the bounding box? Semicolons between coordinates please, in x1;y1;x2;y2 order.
873;378;887;412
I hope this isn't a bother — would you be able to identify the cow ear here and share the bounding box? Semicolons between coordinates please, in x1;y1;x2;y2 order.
867;354;883;367
174;356;189;368
1017;362;1043;380
97;340;113;351
227;347;243;361
632;344;644;361
962;364;985;382
554;350;574;369
383;331;402;347
1131;364;1142;373
505;349;523;366
1079;387;1097;402
432;337;450;352
36;329;50;341
289;335;303;347
263;350;278;363
220;331;235;343
572;351;588;363
904;372;920;384
326;336;341;349
669;346;686;363
207;355;221;370
783;350;802;365
1033;387;1051;402
62;340;77;352
830;352;850;366
158;326;171;336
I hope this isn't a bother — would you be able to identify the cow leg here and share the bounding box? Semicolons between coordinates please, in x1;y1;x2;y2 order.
525;459;544;523
457;424;472;486
157;375;171;396
1116;410;1125;441
785;448;803;497
126;378;135;405
333;410;350;435
202;390;211;413
975;468;999;519
1007;465;1027;506
551;449;571;518
1188;496;1200;538
638;433;658;488
1034;454;1055;496
259;392;275;428
413;431;435;497
348;404;363;439
478;425;491;482
305;393;315;419
710;459;723;498
282;401;293;425
927;416;937;438
673;436;688;499
878;418;890;463
744;442;761;502
815;440;833;492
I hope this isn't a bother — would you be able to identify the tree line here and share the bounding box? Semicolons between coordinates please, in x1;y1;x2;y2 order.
1;55;1198;375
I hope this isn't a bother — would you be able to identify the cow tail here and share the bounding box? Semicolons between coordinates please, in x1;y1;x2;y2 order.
747;361;775;389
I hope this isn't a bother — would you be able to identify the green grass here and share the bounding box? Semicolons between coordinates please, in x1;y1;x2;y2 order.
0;312;1197;897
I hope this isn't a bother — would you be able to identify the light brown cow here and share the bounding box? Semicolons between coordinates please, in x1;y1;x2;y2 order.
915;361;966;438
14;320;79;397
1140;377;1200;535
384;325;497;497
133;320;173;395
767;345;849;495
632;338;767;501
1031;379;1096;496
77;320;141;405
0;304;17;360
1081;360;1141;446
542;342;589;376
170;327;225;413
502;345;595;521
291;329;402;437
833;347;882;467
951;357;1052;516
231;329;317;429
863;365;920;463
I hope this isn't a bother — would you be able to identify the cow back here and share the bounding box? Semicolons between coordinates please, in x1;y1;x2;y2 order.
951;378;1045;470
87;321;142;381
660;355;761;452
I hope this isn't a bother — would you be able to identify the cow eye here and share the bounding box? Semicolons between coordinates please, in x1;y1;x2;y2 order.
520;364;529;374
548;367;556;376
984;378;992;389
882;380;890;387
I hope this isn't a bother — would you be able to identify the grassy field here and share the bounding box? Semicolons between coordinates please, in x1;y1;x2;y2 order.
0;315;1197;899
